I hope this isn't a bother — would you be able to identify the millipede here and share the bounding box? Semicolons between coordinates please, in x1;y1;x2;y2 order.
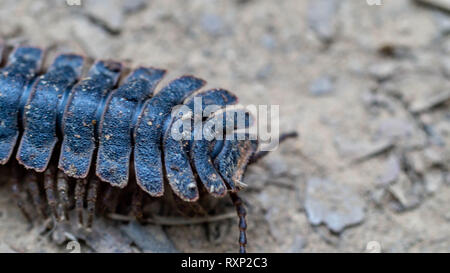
0;44;297;253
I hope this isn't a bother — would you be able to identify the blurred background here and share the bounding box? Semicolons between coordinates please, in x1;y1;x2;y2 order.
0;0;449;252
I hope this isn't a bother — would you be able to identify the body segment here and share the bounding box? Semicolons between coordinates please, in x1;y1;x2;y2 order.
59;60;122;178
0;47;43;164
17;54;84;171
96;67;165;187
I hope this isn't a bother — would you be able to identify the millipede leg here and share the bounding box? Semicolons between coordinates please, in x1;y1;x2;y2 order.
10;168;32;223
44;168;58;220
131;188;144;222
26;172;47;219
102;186;119;214
86;178;99;229
171;193;207;217
249;131;298;165
57;171;70;221
74;179;87;227
230;192;247;253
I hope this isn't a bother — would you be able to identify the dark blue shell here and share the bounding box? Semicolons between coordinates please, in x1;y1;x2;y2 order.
0;46;261;203
192;107;255;192
17;54;84;171
0;46;43;164
134;76;206;196
163;89;238;200
213;135;258;190
96;67;165;187
59;60;122;178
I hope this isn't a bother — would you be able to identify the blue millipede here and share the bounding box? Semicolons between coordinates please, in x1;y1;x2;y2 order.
0;44;297;253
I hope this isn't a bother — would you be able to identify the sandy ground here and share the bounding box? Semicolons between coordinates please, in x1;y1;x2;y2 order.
0;0;449;253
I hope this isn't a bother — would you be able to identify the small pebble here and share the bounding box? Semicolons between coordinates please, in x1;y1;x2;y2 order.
378;154;401;186
424;170;443;194
201;14;226;36
307;0;340;43
304;177;366;233
122;0;147;14
309;75;334;96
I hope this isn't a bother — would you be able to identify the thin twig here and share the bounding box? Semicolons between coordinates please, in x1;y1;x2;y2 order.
107;212;236;226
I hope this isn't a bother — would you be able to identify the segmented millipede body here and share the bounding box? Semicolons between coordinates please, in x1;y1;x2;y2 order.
0;44;296;253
